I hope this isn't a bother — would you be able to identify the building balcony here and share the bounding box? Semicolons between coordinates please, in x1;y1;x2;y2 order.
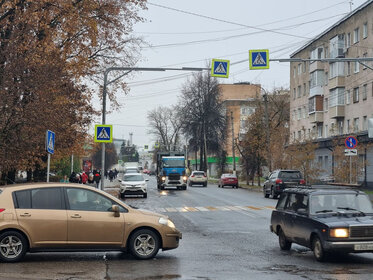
310;86;323;97
309;61;324;73
308;111;324;123
329;105;345;118
328;76;345;89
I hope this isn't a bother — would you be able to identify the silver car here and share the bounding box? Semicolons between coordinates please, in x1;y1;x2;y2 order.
119;173;148;198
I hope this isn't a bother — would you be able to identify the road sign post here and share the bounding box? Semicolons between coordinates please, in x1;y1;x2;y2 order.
249;49;269;70
46;130;55;183
344;136;358;184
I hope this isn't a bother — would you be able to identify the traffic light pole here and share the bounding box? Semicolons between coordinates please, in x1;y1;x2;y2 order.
100;66;210;190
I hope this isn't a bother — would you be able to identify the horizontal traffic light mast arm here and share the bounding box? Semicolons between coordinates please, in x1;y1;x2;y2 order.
270;57;373;62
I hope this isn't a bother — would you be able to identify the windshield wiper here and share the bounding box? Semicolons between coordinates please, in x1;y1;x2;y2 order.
337;207;365;215
315;209;334;213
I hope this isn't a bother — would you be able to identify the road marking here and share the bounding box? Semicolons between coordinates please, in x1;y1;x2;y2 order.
153;205;275;213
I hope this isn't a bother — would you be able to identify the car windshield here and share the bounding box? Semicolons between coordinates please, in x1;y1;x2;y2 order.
123;174;144;182
125;169;138;173
162;159;184;168
279;171;301;179
310;193;373;215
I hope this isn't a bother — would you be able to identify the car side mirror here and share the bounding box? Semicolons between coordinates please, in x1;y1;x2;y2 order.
297;208;307;215
145;179;149;182
265;176;269;180
118;179;122;182
112;205;120;217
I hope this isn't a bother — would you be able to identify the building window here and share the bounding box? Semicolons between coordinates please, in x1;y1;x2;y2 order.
353;27;360;44
329;62;344;79
363;53;367;69
241;106;255;116
363;84;367;100
303;106;307;119
293;88;296;100
298;64;302;74
310;47;324;61
353;87;359;103
354;60;360;73
324;156;329;170
363;116;368;130
346;32;351;48
297;108;301;120
363;22;368;39
347;61;351;76
303;62;306;73
329;87;345;107
293;132;296;141
329;34;344;58
324;97;329;111
318;125;323;138
353;118;359;132
298;130;302;140
310;70;324;88
346;90;351;104
338;120;344;135
303;83;307;96
347;119;350;133
297;85;301;98
325;124;328;138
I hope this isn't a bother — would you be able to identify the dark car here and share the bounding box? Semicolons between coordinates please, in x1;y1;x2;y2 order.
263;170;305;199
270;187;373;261
218;173;238;188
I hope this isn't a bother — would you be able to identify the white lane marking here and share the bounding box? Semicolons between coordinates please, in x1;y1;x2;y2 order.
195;207;209;211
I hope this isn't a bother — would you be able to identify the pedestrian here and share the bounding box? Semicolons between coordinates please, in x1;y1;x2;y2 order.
109;169;114;182
60;175;69;183
104;169;108;179
93;170;101;188
69;172;77;183
81;171;88;184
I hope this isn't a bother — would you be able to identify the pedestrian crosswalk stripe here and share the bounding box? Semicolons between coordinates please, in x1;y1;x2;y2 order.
149;205;272;213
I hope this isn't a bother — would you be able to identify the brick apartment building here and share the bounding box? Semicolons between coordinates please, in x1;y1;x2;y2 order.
290;0;373;186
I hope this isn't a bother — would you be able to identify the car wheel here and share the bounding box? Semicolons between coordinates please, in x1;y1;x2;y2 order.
143;193;147;198
0;231;28;262
278;228;291;250
312;236;327;262
204;182;207;187
221;185;224;188
218;184;220;188
120;192;125;199
129;229;160;260
263;187;269;198
271;187;277;199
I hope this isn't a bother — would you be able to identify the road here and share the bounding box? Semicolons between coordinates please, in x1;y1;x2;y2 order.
1;175;373;280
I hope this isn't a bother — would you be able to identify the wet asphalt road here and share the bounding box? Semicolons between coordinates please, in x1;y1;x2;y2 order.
1;176;373;280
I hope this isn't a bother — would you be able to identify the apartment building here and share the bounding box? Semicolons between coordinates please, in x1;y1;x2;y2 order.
290;0;373;186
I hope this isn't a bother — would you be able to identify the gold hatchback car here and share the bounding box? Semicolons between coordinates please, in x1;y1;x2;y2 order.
0;183;182;262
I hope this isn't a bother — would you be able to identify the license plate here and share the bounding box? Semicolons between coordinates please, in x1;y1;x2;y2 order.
354;244;373;250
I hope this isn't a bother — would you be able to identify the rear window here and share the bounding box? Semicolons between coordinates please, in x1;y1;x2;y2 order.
14;188;64;210
193;172;205;176
223;174;236;178
279;171;301;179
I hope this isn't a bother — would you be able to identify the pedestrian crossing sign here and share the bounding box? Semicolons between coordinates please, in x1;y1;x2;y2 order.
94;124;113;143
211;59;230;78
46;130;55;154
249;49;269;70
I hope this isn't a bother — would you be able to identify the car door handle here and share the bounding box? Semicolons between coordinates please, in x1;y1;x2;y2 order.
20;213;31;217
71;214;81;218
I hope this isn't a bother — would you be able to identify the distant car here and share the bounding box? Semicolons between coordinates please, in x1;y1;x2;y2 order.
0;183;181;262
218;173;238;188
263;170;305;199
270;187;373;261
124;167;139;174
119;173;148;198
188;171;207;187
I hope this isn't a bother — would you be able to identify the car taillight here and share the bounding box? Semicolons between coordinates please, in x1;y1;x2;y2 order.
300;179;306;185
0;209;5;213
275;179;283;184
191;175;195;177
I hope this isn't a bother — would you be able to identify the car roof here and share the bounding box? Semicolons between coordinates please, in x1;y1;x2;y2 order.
274;169;301;172
283;186;365;196
123;173;143;176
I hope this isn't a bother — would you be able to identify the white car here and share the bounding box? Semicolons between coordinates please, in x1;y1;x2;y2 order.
188;171;207;187
119;173;148;198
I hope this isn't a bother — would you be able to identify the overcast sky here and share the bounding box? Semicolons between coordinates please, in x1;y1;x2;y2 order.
98;0;366;149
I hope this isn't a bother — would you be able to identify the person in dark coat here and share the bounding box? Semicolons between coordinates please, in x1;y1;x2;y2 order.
93;170;101;188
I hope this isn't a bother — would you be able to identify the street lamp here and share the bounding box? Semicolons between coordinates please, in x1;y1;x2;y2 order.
100;66;210;190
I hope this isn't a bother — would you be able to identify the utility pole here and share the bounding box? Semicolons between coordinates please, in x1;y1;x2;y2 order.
129;132;133;146
231;111;236;175
262;88;272;172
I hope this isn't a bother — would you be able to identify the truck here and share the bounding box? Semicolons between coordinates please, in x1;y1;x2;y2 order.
156;152;188;190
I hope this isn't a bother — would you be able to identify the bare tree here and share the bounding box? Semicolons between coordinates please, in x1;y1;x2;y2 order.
147;106;183;152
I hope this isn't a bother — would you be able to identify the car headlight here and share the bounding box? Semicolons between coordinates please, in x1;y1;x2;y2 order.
159;217;175;228
330;228;349;238
183;176;188;181
161;176;166;181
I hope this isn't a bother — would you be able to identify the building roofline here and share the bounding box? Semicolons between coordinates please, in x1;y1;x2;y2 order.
290;0;373;57
222;98;257;102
